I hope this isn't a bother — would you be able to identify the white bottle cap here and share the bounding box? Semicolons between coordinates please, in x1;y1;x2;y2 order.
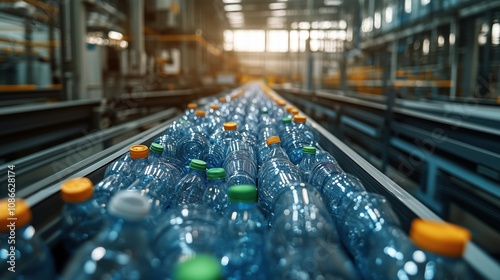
108;191;151;220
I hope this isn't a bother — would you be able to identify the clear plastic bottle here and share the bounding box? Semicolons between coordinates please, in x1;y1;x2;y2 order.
297;146;317;182
60;177;104;254
170;159;207;207
0;198;56;279
149;143;183;181
308;160;344;191
223;150;258;187
201;143;225;169
182;102;198;122
222;185;267;279
153;204;224;275
129;144;149;176
268;183;360;279
358;219;472;280
173;254;224;280
203;168;229;213
63;191;164;279
261;135;289;163
176;131;208;168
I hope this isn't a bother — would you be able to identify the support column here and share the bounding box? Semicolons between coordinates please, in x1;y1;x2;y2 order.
449;17;459;100
461;18;479;98
130;0;145;75
70;0;87;100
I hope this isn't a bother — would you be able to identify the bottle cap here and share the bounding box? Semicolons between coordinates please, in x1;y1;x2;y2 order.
0;198;32;231
195;110;206;117
219;97;227;103
61;177;94;203
228;185;258;203
261;108;268;114
293;115;307;123
302;146;316;154
189;159;207;171
285;106;293;112
207;168;226;180
223;122;237;131
108;191;151;220
174;254;223;280
290;109;299;115
187;103;197;109
130;145;149;159
282;117;292;124
276;100;286;107
150;143;164;155
266;136;281;146
410;219;471;258
210;104;219;110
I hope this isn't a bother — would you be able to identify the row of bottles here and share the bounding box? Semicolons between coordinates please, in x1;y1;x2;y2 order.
0;83;473;279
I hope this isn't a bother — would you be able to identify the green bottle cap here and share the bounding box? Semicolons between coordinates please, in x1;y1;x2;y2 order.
302;146;316;154
282;117;292;124
228;185;257;203
174;254;223;280
261;108;268;114
206;168;226;180
189;159;207;171
150;143;164;154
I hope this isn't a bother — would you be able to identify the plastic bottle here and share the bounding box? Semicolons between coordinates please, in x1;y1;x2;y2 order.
257;159;302;218
336;191;401;259
129;144;149;176
0;199;56;279
215;122;242;150
223;150;258;187
153;204;224;274
292;115;319;145
63;191;164;279
308;160;344;191
203;168;229;212
174;254;224;280
323;174;365;215
222;185;267;279
268;183;360;279
201;143;225;169
169;159;207;207
176;131;208;168
182;102;198;121
149;143;183;181
261;135;289;163
60;177;104;254
297;146;317;182
358;219;472;280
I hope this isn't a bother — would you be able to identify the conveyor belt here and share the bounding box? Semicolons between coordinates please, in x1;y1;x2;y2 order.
14;87;499;279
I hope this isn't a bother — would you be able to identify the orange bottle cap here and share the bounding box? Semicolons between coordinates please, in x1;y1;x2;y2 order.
290;109;299;115
285;106;293;113
276;100;286;107
0;198;32;231
210;104;219;110
410;219;471;258
293;115;306;123
219;97;227;103
61;177;94;203
187;103;197;109
224;122;237;130
195;110;206;117
266;136;281;146
130;145;149;159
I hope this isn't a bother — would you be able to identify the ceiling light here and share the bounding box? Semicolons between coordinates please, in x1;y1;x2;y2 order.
269;3;287;9
324;0;342;5
226;12;244;18
271;10;286;17
222;0;241;3
224;4;242;12
108;31;123;40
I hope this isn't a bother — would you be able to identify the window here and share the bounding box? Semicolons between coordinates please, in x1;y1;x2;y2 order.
267;30;288;52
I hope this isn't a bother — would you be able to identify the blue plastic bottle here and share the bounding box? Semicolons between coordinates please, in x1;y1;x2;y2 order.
203;168;229;212
0;198;56;279
268;183;360;279
222;185;267;279
297;146;317;182
170;159;207;207
153;204;224;274
62;191;164;279
60;177;104;254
